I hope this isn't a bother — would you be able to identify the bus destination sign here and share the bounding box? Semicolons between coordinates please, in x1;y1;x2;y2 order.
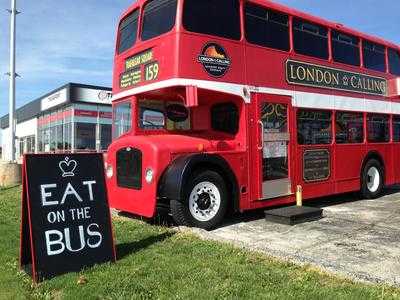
120;49;159;89
286;60;387;96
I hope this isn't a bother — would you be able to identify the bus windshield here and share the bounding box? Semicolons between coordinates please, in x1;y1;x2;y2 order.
182;0;241;40
139;99;191;131
141;0;177;41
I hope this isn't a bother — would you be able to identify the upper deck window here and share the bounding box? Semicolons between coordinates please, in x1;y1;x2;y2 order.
331;30;360;67
118;10;139;54
245;3;289;51
183;0;241;40
363;41;386;72
389;48;400;76
142;0;177;41
293;19;329;60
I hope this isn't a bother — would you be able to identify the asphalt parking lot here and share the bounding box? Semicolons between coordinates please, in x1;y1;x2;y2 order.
189;187;400;287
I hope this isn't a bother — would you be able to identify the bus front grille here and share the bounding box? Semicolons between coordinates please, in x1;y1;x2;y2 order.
116;147;142;190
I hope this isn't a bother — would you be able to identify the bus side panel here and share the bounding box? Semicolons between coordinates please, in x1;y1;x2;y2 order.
333;144;366;193
216;152;250;212
394;143;400;184
296;146;336;200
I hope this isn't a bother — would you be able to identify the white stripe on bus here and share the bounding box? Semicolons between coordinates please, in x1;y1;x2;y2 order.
112;78;400;114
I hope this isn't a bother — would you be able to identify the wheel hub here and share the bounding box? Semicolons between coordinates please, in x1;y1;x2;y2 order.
197;192;211;210
367;166;380;193
189;181;222;222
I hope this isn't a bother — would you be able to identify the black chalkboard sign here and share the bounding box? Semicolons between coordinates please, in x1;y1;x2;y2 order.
303;150;331;182
20;153;116;282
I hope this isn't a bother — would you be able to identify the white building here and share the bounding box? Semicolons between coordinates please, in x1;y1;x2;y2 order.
1;83;112;162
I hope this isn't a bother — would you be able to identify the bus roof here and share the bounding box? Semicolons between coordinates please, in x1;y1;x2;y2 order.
118;0;399;51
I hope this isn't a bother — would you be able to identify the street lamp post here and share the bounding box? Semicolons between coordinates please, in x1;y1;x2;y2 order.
7;0;18;162
0;0;21;187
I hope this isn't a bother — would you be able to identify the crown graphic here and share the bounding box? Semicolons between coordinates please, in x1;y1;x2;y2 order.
342;75;349;86
59;157;77;178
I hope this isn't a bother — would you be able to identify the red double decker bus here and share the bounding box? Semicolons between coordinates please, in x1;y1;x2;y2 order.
106;0;400;229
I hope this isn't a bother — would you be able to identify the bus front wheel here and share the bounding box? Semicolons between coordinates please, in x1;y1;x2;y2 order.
361;159;384;199
170;170;228;230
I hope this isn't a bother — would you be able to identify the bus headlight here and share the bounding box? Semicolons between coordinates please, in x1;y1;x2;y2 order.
145;168;154;184
106;165;114;179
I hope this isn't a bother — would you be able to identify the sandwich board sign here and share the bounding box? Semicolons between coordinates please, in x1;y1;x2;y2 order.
20;153;116;282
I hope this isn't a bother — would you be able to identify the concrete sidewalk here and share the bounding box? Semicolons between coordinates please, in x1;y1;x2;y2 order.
189;188;400;286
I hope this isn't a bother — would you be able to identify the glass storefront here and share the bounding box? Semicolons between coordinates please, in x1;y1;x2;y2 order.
37;104;112;153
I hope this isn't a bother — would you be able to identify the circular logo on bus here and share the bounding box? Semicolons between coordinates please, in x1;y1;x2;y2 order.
197;43;231;78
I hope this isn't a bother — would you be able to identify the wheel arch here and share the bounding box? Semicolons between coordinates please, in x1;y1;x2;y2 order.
158;154;240;213
361;151;385;183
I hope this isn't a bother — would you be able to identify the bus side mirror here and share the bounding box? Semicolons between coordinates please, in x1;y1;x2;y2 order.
185;86;198;107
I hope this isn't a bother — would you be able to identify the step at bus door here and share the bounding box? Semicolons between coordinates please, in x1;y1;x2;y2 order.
258;97;292;199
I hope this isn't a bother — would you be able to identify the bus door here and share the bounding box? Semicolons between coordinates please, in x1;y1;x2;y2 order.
256;95;293;199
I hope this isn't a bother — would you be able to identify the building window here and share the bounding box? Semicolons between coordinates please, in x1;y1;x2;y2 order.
211;102;239;135
293;18;328;60
331;30;360;66
335;112;364;144
64;122;72;150
56;124;63;150
393;116;400;142
50;125;57;151
245;3;289;51
363;41;386;72
100;124;112;150
141;0;177;41
26;135;35;153
297;109;332;145
183;0;241;40
76;123;96;150
117;10;139;54
388;48;400;76
19;139;24;157
367;114;389;143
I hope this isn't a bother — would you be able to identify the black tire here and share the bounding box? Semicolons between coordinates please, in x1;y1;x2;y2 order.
170;170;228;230
360;159;384;199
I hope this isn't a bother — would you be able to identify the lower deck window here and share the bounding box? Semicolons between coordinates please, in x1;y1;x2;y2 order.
393;116;400;142
297;109;332;145
367;114;390;143
211;102;239;135
335;112;364;144
139;99;191;131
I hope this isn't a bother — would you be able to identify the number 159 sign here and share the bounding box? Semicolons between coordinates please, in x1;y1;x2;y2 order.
20;153;116;282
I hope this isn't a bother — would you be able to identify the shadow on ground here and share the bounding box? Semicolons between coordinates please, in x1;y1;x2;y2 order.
117;186;400;231
116;231;175;260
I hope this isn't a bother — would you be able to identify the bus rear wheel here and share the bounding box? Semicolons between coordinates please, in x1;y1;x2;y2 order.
170;170;228;230
361;159;384;199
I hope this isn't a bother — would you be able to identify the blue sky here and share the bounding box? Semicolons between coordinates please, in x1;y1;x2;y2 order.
0;0;399;118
